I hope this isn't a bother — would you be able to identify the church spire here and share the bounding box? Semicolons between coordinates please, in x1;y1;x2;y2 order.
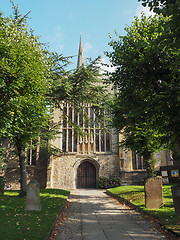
77;35;84;69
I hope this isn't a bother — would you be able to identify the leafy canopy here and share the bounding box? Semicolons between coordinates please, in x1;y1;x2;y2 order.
0;3;53;195
140;0;180;46
106;13;180;169
0;10;52;147
50;56;112;139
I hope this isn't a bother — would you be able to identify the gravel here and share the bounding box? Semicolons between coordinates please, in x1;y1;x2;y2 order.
48;192;82;240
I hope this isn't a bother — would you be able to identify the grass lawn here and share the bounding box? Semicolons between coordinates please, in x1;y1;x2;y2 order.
0;189;70;240
107;185;180;235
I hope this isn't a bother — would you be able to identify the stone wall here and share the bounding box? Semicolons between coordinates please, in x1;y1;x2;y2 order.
120;171;147;185
1;127;172;190
3;145;49;190
47;153;120;189
4;166;48;190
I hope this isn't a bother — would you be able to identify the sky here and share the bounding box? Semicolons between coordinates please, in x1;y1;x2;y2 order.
1;0;153;69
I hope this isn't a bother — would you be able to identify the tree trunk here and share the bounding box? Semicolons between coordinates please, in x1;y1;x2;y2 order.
144;158;154;178
173;140;180;164
15;138;27;196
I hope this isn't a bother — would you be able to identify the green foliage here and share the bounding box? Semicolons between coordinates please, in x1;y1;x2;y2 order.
140;0;180;46
50;56;112;140
0;3;53;195
51;57;111;110
0;189;70;240
96;176;121;189
0;2;111;194
0;9;51;144
107;13;180;171
108;185;180;235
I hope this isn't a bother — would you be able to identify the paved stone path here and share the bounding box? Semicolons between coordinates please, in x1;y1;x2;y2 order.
50;189;168;240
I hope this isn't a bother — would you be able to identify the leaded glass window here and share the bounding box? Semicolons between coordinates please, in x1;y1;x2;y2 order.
132;151;145;170
62;103;111;153
27;140;37;165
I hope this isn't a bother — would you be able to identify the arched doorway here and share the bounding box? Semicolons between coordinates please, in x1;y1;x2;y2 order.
77;161;96;188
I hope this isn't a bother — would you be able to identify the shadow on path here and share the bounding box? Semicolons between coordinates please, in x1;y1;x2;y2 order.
48;189;170;240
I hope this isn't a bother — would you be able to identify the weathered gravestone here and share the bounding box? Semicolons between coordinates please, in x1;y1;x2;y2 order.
144;176;163;209
25;179;42;211
171;186;180;216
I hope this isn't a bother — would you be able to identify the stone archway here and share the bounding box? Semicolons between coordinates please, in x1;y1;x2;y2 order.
77;161;96;188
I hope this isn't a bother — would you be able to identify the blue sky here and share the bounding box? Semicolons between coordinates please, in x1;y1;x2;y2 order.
1;0;153;69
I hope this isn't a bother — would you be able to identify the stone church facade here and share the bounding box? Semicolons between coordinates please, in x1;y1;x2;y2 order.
2;38;172;190
45;38;171;189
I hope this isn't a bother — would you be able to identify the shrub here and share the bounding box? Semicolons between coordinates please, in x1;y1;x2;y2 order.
96;176;121;189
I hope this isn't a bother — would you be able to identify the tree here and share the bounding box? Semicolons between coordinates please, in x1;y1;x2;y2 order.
106;13;180;175
140;0;180;15
53;58;110;105
0;5;52;195
140;0;180;46
50;56;112;137
0;3;111;195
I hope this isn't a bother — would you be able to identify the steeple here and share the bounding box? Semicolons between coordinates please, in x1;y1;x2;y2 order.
77;36;84;69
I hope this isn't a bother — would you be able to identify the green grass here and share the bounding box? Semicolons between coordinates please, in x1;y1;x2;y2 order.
107;185;180;235
0;189;70;240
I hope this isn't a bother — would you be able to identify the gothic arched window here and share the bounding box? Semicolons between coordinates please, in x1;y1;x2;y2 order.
62;103;111;154
132;151;146;170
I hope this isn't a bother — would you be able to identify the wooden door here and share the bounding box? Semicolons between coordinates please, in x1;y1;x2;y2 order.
77;161;96;188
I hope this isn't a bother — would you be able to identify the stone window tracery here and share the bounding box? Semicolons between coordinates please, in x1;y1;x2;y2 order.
132;151;146;170
27;140;38;166
62;103;111;154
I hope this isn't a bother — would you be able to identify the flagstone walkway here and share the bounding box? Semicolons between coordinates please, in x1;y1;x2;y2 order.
49;189;169;240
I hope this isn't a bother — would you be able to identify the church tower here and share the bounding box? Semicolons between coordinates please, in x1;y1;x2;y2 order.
77;36;84;68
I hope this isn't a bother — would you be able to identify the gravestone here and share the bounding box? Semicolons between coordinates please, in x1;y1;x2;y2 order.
144;176;163;209
171;186;180;216
25;179;42;211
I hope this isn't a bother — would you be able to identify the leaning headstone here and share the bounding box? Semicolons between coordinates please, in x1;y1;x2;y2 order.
25;179;42;211
144;176;163;209
171;186;180;216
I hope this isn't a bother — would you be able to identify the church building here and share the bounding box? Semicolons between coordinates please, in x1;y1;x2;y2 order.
45;38;171;189
2;38;171;190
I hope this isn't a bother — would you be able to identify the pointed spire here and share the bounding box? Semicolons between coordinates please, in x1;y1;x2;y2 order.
77;35;84;69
